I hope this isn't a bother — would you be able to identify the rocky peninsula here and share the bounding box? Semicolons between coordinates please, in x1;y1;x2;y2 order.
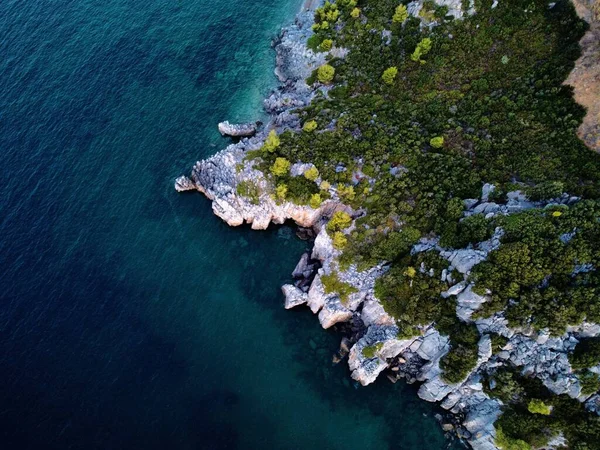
177;0;600;449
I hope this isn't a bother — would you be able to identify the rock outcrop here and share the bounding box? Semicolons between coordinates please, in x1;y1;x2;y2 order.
217;121;257;137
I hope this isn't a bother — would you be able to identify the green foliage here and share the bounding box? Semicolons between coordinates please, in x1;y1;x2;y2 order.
319;39;333;51
327;211;352;232
527;181;564;201
317;64;335;83
495;428;531;450
430;136;444;148
362;342;384;358
309;193;322;209
304;166;320;181
236;180;261;204
275;183;288;201
350;7;360;18
570;338;600;370
528;399;551;415
382;66;398;85
332;231;348;249
410;37;432;63
580;370;600;396
392;4;408;23
263;129;280;153
321;270;357;304
270;157;291;176
303;120;318;132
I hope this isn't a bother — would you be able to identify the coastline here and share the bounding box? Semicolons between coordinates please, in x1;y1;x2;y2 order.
176;2;600;450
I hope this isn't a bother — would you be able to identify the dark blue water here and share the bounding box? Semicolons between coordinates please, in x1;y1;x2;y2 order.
0;1;458;449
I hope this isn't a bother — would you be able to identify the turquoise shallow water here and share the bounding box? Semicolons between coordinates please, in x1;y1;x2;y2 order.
0;0;460;448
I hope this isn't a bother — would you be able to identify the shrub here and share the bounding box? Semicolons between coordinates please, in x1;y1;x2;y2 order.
317;64;335;83
270;157;291;176
430;136;444;148
392;4;408;23
580;370;600;396
528;399;552;415
570;338;600;370
236;180;261;204
411;37;432;63
338;184;356;201
319;39;333;51
362;342;383;358
309;193;322;208
303;120;318;132
304;166;319;181
263;130;280;153
350;7;360;18
332;231;348;249
382;66;398;85
327;211;352;232
275;183;288;201
495;428;530;450
320;180;331;191
320;270;357;304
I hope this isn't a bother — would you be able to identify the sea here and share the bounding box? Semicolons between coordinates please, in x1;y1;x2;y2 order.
0;0;460;448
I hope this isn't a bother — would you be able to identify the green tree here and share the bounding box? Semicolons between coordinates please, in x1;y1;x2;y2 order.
317;64;335;83
430;136;444;148
528;399;551;415
411;37;432;63
303;120;317;132
392;4;408;23
332;231;348;249
327;211;352;232
275;183;288;201
350;7;360;18
270;157;291;176
382;66;398;85
309;193;322;208
263;130;281;152
319;39;333;51
304;166;319;181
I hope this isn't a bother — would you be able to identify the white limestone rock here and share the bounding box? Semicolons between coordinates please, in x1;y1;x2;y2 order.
282;284;308;309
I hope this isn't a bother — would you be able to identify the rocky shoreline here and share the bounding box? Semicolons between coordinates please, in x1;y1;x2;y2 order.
176;2;600;449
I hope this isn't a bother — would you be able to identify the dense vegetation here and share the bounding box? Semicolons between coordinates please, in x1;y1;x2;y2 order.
241;0;600;446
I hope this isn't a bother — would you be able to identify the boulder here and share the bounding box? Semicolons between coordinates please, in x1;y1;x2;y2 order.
282;284;307;309
218;121;257;137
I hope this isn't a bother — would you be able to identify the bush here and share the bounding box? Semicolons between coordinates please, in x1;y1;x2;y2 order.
320;270;357;304
382;66;398;85
304;166;319;181
392;4;408;23
327;211;352;232
317;64;335;83
275;183;288;201
303;120;318;132
350;7;360;18
411;37;432;63
495;428;531;450
580;370;600;396
270;157;291;176
263;130;280;153
236;180;261;204
528;399;551;415
319;39;333;51
430;136;444;148
309;193;322;208
570;338;600;370
332;231;348;249
362;342;383;358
